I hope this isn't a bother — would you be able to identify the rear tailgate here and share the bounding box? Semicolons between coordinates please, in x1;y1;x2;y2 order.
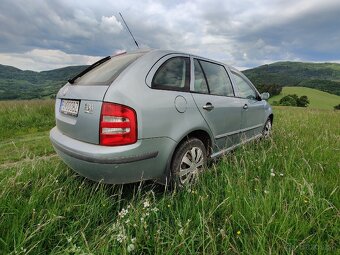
55;52;146;145
56;85;108;144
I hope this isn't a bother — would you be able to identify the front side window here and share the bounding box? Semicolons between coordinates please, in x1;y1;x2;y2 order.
232;72;258;100
152;57;190;91
198;60;234;97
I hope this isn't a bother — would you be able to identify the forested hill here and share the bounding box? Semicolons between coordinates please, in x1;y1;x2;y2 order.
0;61;340;100
0;64;87;100
243;61;340;96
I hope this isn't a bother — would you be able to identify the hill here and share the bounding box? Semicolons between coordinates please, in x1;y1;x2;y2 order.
1;61;340;100
243;61;340;96
269;86;340;110
0;64;87;100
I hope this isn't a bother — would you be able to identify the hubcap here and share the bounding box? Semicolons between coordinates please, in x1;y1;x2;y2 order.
263;121;272;138
178;147;204;185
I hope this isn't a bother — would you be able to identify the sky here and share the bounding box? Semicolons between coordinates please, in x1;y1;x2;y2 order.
0;0;340;71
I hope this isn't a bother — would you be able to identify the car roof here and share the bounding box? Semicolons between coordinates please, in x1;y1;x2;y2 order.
123;49;236;71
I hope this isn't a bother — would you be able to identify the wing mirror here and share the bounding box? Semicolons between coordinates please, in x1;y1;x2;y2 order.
261;92;270;100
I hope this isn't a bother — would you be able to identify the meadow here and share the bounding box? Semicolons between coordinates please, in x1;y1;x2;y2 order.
0;100;339;254
269;86;340;110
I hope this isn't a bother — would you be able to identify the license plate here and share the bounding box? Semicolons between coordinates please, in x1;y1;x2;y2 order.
60;99;80;116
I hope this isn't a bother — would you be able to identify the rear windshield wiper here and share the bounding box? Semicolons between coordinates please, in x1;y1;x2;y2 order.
68;56;111;84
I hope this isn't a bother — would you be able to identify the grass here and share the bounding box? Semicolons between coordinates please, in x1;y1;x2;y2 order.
0;100;339;254
269;86;340;110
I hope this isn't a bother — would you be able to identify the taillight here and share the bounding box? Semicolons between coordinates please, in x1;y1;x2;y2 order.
100;102;137;146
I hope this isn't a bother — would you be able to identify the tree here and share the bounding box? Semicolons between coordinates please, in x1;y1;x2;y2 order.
278;94;309;107
279;95;297;106
297;95;310;107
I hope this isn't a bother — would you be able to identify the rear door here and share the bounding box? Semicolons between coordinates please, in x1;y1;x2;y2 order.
231;71;266;139
56;53;143;144
190;58;243;150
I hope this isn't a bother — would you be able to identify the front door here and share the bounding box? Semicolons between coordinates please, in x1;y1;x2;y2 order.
191;59;243;151
231;71;266;140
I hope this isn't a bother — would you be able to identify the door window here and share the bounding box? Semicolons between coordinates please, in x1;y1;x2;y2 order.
197;60;234;97
152;57;190;91
232;72;258;100
193;59;209;94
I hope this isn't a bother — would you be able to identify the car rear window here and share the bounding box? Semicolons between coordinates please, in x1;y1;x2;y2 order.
74;52;144;85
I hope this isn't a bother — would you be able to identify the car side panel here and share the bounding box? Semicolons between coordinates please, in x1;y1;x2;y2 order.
104;52;213;144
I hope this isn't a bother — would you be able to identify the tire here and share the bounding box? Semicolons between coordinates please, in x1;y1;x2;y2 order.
262;118;272;138
170;138;207;187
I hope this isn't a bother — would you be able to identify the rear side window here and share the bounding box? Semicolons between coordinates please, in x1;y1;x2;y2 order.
193;59;209;94
152;57;190;91
197;60;234;97
232;72;258;100
74;53;143;85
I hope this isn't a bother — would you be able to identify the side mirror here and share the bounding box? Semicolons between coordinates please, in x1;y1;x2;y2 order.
261;92;270;100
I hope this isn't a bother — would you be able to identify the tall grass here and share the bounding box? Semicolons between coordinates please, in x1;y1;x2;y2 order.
0;100;54;140
0;105;339;254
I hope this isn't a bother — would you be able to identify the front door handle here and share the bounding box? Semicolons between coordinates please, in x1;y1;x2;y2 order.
203;102;214;111
243;104;248;110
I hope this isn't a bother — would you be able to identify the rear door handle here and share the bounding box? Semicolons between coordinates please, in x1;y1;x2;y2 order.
243;104;248;109
203;102;214;111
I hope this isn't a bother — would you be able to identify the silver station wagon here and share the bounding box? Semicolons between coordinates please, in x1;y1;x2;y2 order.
50;49;273;186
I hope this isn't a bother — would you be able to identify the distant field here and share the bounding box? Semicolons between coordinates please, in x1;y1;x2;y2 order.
269;86;340;110
0;100;339;254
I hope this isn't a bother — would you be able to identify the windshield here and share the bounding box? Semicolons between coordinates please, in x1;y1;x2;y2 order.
74;52;144;85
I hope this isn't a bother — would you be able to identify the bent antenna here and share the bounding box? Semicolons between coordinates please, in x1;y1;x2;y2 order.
119;12;139;49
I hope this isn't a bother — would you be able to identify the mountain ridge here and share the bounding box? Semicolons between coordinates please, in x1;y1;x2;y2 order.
243;61;340;95
0;61;340;100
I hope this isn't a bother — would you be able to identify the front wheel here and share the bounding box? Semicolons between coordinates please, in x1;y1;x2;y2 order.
262;118;272;138
171;138;207;187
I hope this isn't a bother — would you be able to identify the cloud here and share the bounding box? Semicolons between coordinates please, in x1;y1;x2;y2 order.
0;0;340;70
100;16;123;34
0;49;101;71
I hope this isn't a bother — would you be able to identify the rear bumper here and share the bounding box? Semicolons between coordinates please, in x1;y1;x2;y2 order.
50;127;176;184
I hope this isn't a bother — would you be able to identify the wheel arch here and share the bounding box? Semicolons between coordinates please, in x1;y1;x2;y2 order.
157;128;214;185
268;113;274;124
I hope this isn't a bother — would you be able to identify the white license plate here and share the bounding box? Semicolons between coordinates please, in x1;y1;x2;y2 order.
60;99;80;116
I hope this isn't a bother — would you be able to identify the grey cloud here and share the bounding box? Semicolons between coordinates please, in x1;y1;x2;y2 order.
0;0;340;70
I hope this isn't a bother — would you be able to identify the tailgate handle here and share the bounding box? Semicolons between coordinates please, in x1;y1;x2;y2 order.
203;102;214;111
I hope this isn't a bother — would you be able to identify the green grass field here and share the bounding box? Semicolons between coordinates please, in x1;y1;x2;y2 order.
0;100;339;254
269;86;340;110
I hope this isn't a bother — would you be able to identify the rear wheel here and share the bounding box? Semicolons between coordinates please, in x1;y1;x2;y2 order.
262;118;272;138
171;138;207;187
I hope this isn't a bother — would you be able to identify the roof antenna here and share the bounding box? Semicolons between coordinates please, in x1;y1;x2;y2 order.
119;12;139;49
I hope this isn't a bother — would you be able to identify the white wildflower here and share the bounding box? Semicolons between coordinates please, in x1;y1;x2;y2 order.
270;172;276;177
280;173;284;177
151;207;159;213
219;228;226;238
116;232;127;243
127;243;135;252
143;200;150;208
118;208;128;218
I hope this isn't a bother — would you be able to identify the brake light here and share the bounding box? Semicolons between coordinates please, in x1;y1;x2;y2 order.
100;102;137;146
